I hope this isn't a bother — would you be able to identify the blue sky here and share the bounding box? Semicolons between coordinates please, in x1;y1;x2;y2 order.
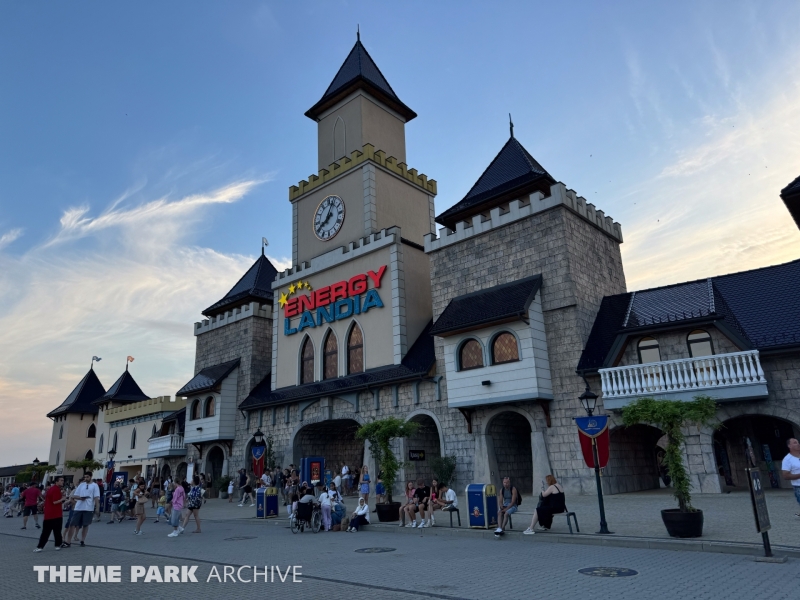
1;1;799;465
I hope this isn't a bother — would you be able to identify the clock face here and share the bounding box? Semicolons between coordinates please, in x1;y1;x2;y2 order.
313;195;345;241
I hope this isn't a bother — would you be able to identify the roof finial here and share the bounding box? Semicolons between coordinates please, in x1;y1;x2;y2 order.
357;24;360;42
509;113;514;138
262;236;269;256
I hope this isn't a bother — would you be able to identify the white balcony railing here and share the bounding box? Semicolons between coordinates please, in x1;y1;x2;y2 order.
147;434;186;456
600;350;766;399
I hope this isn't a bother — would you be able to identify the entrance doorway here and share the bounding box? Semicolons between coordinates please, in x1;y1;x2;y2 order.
488;412;533;493
404;414;442;484
207;446;225;491
603;424;664;494
176;462;187;483
714;415;796;488
161;464;171;482
293;419;363;488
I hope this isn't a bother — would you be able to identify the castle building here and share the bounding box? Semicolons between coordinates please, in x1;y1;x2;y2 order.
48;36;800;498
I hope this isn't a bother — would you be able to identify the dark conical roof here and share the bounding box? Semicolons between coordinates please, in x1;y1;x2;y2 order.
780;174;800;229
305;37;416;121
202;254;278;317
47;368;106;418
436;135;555;228
94;369;149;405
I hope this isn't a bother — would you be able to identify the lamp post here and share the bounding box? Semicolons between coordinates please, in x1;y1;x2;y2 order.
31;457;40;482
579;385;612;535
253;429;265;444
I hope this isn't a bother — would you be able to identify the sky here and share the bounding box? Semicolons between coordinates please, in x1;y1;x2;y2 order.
1;1;799;465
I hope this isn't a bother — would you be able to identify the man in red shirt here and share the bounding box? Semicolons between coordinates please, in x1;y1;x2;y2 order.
21;484;41;530
34;476;65;552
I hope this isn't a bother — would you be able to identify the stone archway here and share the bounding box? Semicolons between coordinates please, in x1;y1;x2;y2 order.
206;446;225;492
603;424;664;495
176;462;187;483
292;418;364;489
487;411;534;493
404;413;443;485
160;463;171;482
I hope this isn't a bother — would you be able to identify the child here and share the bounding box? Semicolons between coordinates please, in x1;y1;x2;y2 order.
227;479;234;503
373;473;385;511
155;491;166;522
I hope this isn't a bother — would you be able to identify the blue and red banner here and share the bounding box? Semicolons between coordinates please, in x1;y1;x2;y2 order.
575;415;610;469
252;445;266;478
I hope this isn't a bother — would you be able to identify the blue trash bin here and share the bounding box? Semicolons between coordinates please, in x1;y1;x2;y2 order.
256;488;266;518
263;487;278;518
466;484;499;529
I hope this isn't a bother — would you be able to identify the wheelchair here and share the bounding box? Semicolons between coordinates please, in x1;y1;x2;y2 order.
290;501;321;533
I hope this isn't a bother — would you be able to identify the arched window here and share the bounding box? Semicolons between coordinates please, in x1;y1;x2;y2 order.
87;423;96;438
191;400;201;420
112;431;118;452
204;397;215;418
347;323;364;374
98;433;104;455
300;336;315;384
687;330;714;358
638;337;661;364
85;449;93;460
59;425;63;439
323;331;338;380
459;339;484;370
491;332;519;364
56;451;60;466
130;428;137;449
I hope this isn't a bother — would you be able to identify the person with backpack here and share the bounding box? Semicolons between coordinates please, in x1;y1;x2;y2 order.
495;476;520;535
182;476;203;533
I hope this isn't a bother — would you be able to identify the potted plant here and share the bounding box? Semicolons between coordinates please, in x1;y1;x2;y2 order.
217;475;233;499
621;395;716;538
356;417;419;522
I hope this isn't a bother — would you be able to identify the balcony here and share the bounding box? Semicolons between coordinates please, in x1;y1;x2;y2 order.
147;434;187;458
599;350;768;410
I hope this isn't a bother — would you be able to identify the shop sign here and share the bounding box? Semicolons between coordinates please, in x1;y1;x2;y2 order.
282;266;387;336
408;450;425;461
746;468;771;533
575;415;610;469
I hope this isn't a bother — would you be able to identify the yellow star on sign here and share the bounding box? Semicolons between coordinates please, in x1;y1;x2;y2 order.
305;281;313;290
288;283;296;294
279;292;288;308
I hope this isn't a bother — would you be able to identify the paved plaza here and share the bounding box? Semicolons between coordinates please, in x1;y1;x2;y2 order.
2;492;799;599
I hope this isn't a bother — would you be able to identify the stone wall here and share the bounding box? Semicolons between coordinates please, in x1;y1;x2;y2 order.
488;412;533;493
405;414;442;484
603;424;663;494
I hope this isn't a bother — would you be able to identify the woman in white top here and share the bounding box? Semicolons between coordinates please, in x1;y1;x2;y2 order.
318;487;332;531
347;497;370;532
341;465;350;495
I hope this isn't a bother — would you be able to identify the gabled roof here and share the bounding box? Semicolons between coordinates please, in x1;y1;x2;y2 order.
94;369;149;405
430;275;543;337
47;368;105;418
780;174;800;229
577;259;800;372
176;359;240;397
436;135;555;229
239;321;435;409
305;37;416;122
203;254;278;317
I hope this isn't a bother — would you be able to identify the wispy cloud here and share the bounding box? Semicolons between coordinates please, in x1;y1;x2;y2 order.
0;177;290;465
0;228;23;250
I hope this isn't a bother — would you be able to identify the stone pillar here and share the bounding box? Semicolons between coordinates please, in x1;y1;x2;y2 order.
222;458;229;477
531;431;553;492
473;434;498;487
684;425;721;494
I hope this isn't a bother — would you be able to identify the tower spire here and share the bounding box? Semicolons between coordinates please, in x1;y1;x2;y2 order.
357;24;360;42
509;113;514;138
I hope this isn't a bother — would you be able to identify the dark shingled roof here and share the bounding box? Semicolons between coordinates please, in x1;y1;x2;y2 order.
577;259;800;372
47;368;105;418
239;321;435;409
305;37;416;122
780;174;800;229
176;359;240;397
93;369;149;405
436;136;555;229
160;407;185;435
203;254;278;317
430;275;543;337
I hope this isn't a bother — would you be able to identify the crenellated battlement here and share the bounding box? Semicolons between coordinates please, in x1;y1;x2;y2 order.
289;143;437;201
424;182;623;252
194;301;272;336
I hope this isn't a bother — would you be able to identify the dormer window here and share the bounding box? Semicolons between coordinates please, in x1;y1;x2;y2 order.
491;332;519;365
458;339;484;371
688;330;714;358
638;337;661;364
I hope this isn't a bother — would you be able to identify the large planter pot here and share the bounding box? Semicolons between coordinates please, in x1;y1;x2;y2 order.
661;509;704;538
375;502;401;522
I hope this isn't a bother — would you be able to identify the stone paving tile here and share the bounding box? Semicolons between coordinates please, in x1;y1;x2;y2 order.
2;501;797;600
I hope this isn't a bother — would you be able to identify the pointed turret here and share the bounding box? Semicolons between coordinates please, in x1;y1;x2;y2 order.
305;36;416;122
94;369;149;405
781;174;800;230
436;134;556;230
202;254;278;318
47;368;106;418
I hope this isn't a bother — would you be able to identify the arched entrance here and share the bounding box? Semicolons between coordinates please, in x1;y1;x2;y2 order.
713;415;796;489
603;424;664;495
404;414;442;484
160;463;171;482
207;446;225;490
487;412;533;493
176;462;187;483
293;419;363;483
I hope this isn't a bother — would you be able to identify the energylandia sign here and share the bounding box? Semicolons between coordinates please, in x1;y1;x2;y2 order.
281;266;386;336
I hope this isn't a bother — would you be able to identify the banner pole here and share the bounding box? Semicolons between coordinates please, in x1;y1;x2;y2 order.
593;438;612;535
